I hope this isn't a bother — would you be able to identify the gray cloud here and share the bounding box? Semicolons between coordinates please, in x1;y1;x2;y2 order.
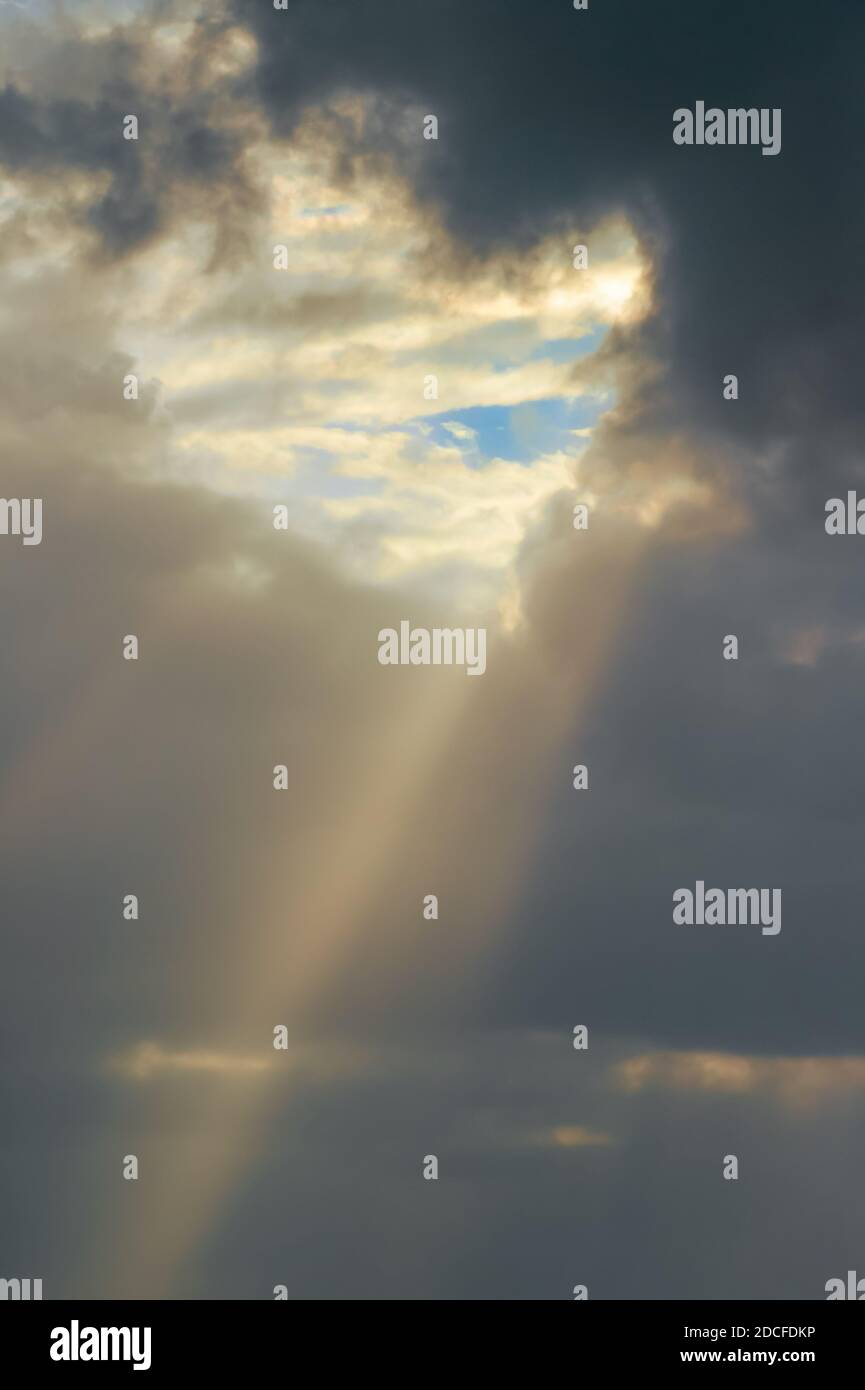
0;5;262;261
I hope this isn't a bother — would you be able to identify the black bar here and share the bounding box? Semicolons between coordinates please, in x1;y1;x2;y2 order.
1;1299;859;1376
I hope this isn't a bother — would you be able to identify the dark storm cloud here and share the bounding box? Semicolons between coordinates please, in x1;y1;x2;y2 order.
189;1056;865;1299
234;0;865;503
467;496;865;1057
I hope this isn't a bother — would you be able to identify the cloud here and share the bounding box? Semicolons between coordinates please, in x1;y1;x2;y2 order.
110;1041;274;1080
546;1125;614;1149
0;5;263;261
0;36;651;602
614;1052;865;1107
441;420;478;442
232;0;865;524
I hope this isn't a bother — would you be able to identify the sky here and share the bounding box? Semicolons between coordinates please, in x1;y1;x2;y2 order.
1;0;865;1300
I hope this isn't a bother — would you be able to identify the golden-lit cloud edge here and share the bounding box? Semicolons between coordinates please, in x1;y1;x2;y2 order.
613;1050;865;1107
